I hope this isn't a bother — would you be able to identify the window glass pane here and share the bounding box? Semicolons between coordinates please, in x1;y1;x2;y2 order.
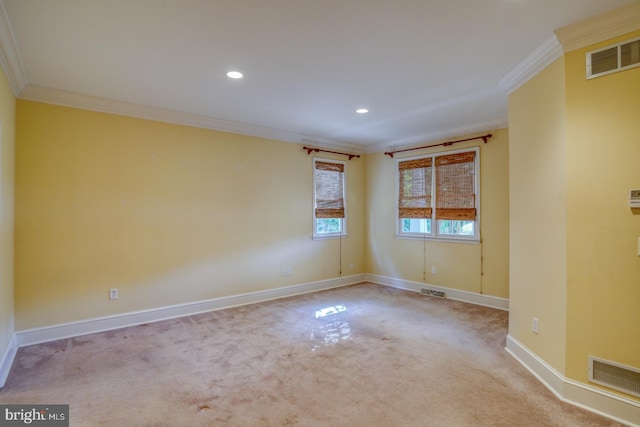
438;220;474;236
402;218;431;233
317;218;342;234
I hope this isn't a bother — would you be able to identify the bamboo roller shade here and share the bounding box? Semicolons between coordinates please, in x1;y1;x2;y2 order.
315;161;345;218
398;151;476;221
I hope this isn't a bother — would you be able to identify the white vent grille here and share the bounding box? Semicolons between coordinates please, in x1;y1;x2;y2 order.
420;288;446;298
588;356;640;398
587;37;640;79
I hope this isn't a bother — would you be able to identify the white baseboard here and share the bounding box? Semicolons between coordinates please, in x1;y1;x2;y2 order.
0;333;17;388
506;335;640;427
365;273;509;311
15;274;366;348
6;275;638;426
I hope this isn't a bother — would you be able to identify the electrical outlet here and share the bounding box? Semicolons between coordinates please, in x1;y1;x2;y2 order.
109;288;118;300
280;267;292;276
532;317;539;334
431;266;437;274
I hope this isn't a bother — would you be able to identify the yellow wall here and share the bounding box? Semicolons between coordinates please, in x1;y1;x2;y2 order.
365;128;509;299
14;100;365;329
508;58;568;373
509;30;640;400
564;31;640;387
0;67;15;357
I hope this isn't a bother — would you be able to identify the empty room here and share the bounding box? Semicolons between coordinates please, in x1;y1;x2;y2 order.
0;1;639;425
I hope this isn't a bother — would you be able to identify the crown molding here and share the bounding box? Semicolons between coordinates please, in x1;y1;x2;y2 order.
17;83;504;157
0;0;27;95
555;2;640;53
19;84;364;154
499;35;564;95
366;117;508;155
492;3;640;98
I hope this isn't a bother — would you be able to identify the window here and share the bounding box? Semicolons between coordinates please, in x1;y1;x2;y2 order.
398;148;479;241
313;159;346;238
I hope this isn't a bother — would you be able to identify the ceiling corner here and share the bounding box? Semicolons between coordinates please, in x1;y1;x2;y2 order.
499;35;563;95
555;2;640;53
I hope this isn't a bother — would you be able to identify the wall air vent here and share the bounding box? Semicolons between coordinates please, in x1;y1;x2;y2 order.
420;288;446;299
588;356;640;398
587;37;640;79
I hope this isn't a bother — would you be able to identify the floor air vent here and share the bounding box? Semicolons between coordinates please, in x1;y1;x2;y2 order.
588;356;640;398
587;36;640;79
420;288;446;298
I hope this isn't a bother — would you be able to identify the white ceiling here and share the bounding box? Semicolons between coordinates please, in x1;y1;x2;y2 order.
0;0;636;152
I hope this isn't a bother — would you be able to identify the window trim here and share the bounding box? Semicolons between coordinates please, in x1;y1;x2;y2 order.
313;157;347;239
396;146;480;243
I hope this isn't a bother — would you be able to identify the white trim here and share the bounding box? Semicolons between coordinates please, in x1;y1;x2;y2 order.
506;335;640;427
8;279;638;425
18;85;363;154
311;233;348;241
499;35;564;94
365;273;509;311
0;0;27;95
15;274;366;348
17;83;507;160
0;333;17;388
368;119;508;155
395;234;481;244
505;334;567;399
555;2;640;54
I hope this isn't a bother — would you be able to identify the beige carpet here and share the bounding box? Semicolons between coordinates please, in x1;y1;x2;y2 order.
0;283;622;426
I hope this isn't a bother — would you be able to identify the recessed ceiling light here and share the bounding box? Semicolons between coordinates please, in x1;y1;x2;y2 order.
356;108;369;114
226;71;243;79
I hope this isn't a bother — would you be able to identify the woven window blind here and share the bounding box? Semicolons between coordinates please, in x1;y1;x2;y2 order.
435;151;476;220
315;161;345;218
398;158;433;218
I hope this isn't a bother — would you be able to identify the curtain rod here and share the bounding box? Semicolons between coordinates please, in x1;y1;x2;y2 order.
304;146;361;160
384;133;492;158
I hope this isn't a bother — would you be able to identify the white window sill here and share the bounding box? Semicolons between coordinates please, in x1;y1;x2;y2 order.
395;234;480;244
313;233;348;241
